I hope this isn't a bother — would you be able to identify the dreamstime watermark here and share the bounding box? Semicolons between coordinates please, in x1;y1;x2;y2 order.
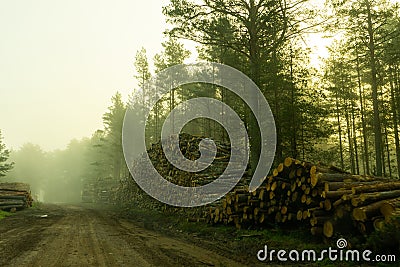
257;238;396;263
122;62;276;207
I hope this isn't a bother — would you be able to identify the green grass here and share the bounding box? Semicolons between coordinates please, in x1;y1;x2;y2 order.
0;210;12;220
31;201;42;209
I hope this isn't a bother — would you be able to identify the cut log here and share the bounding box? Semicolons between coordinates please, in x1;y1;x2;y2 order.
0;183;33;210
373;217;386;231
322;190;352;199
351;181;400;194
311;226;323;235
379;197;400;220
352;198;398;222
0;183;30;192
323;220;334;238
359;190;400;204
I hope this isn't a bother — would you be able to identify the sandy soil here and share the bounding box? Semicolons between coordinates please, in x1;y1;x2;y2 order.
0;204;246;267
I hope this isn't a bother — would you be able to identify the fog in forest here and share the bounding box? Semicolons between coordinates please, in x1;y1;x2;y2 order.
1;90;128;203
0;0;185;202
4;140;89;203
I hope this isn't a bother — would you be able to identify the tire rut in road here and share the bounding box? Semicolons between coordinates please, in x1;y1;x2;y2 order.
9;205;152;266
2;205;246;266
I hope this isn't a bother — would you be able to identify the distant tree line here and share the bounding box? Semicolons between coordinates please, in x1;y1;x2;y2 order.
0;93;127;202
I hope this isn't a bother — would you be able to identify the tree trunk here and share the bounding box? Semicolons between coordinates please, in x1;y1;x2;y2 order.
344;98;355;173
366;0;383;176
351;100;360;174
389;66;400;178
383;115;392;177
290;48;298;158
247;0;262;173
356;46;370;175
335;90;345;170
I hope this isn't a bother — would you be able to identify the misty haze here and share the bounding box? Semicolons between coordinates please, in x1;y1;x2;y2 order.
1;0;400;266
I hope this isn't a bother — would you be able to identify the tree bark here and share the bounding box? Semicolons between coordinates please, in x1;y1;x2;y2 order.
389;66;400;178
366;0;383;176
356;46;370;175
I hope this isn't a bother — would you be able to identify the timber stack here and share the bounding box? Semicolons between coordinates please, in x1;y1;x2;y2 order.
0;182;33;211
207;157;400;239
118;133;400;239
118;133;249;210
146;133;248;187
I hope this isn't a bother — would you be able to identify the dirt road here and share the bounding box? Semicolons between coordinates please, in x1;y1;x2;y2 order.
0;204;246;266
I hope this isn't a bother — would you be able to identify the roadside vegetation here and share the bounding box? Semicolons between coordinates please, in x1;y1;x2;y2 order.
0;210;12;220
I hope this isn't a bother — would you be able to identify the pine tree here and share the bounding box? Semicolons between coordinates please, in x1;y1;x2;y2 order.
327;0;399;175
153;36;190;136
102;92;127;180
0;130;13;177
163;0;321;169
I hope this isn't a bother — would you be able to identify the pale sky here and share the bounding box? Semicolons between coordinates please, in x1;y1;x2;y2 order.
0;0;170;151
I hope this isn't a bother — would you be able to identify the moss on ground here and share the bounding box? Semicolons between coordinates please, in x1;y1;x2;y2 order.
0;210;12;220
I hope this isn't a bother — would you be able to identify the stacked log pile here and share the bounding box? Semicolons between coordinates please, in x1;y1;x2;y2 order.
147;133;248;187
118;133;400;239
0;183;33;211
207;157;400;239
118;133;249;209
